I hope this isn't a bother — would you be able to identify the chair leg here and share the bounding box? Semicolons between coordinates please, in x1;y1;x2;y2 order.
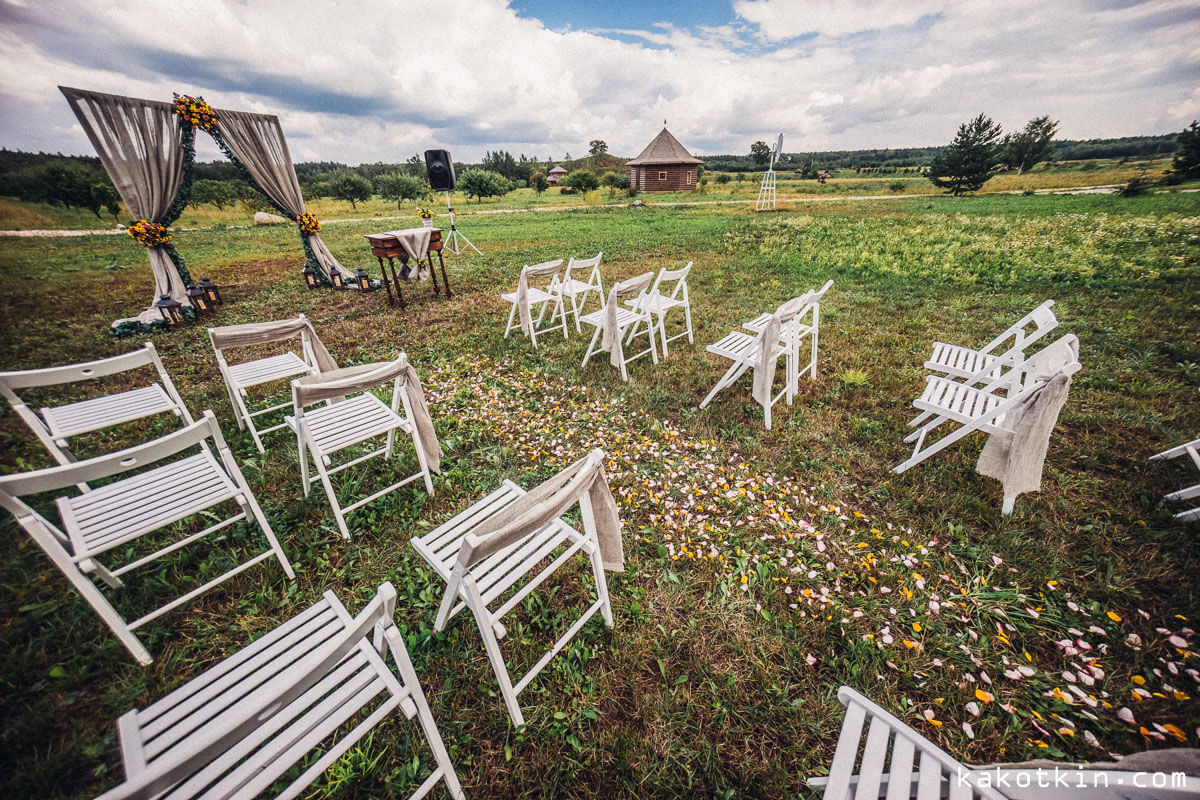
570;291;582;333
581;325;603;367
504;303;517;340
465;582;526;727
233;390;265;453
658;309;670;359
314;457;352;538
684;300;694;344
700;361;747;408
647;318;660;365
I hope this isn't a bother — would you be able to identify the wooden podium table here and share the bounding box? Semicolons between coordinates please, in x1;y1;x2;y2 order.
364;228;451;309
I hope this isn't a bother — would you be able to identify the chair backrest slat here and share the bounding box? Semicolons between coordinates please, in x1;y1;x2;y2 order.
0;344;161;390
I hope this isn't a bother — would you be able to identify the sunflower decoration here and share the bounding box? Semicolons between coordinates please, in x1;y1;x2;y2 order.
127;219;172;247
172;94;217;131
296;212;321;235
416;206;434;220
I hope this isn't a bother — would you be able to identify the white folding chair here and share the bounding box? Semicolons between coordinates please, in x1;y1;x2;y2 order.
810;685;1200;800
624;262;694;358
742;279;833;383
580;272;658;381
0;343;193;478
0;411;295;666
894;336;1082;493
502;259;569;347
700;295;809;430
95;583;465;800
1150;438;1200;523
926;300;1057;385
410;450;620;727
286;353;437;539
556;251;605;332
209;314;324;453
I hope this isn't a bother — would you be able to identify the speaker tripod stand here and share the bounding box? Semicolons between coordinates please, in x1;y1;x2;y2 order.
441;191;480;255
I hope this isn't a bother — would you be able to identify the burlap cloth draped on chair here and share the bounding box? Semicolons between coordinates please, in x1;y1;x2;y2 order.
516;260;564;338
457;449;624;572
208;316;339;373
601;272;654;368
976;334;1079;508
292;355;442;473
751;294;807;406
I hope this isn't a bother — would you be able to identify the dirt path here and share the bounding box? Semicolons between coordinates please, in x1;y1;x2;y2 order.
2;186;1192;238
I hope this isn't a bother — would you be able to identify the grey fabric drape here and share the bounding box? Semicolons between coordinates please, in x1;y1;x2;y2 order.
457;449;624;572
752;294;807;406
60;87;189;326
292;355;442;473
976;335;1079;507
601;272;654;367
208;316;339;373
214;108;354;283
517;260;564;337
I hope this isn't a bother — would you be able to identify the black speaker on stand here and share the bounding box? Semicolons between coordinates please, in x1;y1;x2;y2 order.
424;149;479;255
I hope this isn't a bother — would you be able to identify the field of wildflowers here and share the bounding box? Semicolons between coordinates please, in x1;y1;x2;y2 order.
0;191;1196;797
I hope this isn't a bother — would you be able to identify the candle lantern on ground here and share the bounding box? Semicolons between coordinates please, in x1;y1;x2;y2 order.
199;276;222;306
186;284;213;315
302;263;319;289
330;269;345;289
155;294;186;327
355;266;372;291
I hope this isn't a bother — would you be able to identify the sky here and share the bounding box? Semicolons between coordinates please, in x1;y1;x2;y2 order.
0;0;1198;165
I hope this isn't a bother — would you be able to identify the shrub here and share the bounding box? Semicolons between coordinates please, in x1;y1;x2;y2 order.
583;190;603;206
457;169;513;203
561;169;600;192
715;173;731;184
887;181;906;193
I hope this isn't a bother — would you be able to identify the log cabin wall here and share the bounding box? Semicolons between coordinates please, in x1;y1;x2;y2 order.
631;164;698;193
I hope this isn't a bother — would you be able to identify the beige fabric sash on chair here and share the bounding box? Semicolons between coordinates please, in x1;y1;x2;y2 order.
209;316;339;373
976;335;1079;508
517;260;564;338
752;295;807;405
457;449;623;572
292;354;442;473
601;271;655;368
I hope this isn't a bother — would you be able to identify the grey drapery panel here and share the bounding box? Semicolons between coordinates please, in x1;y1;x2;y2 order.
214;108;354;283
59;86;189;326
601;272;654;368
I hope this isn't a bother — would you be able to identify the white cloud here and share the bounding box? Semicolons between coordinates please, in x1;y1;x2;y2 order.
0;0;1195;164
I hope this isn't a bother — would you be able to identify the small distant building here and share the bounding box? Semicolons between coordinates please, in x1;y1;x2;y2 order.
547;165;568;185
627;127;703;193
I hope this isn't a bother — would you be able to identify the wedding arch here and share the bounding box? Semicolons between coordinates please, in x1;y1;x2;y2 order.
60;86;355;335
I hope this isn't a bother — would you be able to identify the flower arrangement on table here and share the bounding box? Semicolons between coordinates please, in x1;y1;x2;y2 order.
172;94;217;131
416;207;434;220
296;212;321;235
127;219;172;247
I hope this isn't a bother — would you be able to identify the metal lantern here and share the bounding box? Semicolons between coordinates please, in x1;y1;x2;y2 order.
355;266;372;291
186;284;213;315
155;293;186;327
302;263;319;289
330;269;345;289
199;276;222;306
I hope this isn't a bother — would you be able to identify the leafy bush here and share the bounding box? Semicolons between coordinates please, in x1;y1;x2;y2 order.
887;181;906;193
715;173;731;184
373;173;429;208
561;170;599;192
326;170;373;209
458;169;513;202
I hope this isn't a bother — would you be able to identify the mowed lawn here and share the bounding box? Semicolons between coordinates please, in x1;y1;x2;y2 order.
0;192;1197;799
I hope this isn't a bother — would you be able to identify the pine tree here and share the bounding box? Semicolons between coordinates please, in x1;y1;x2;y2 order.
1002;116;1058;174
1170;120;1200;181
926;114;1003;196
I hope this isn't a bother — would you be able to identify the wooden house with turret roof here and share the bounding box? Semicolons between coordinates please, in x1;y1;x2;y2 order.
627;127;703;193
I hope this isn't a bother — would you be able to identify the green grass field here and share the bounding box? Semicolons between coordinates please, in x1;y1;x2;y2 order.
0;189;1197;799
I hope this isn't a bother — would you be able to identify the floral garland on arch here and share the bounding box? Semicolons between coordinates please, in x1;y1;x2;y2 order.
172;94;217;131
127;219;171;247
296;212;321;234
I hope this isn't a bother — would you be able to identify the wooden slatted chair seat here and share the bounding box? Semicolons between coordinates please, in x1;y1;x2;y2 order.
912;376;1006;427
706;329;785;363
299;393;411;457
500;286;556;305
95;583;464;800
41;384;179;440
224;351;312;389
0;412;294;666
578;305;643;331
62;450;240;559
